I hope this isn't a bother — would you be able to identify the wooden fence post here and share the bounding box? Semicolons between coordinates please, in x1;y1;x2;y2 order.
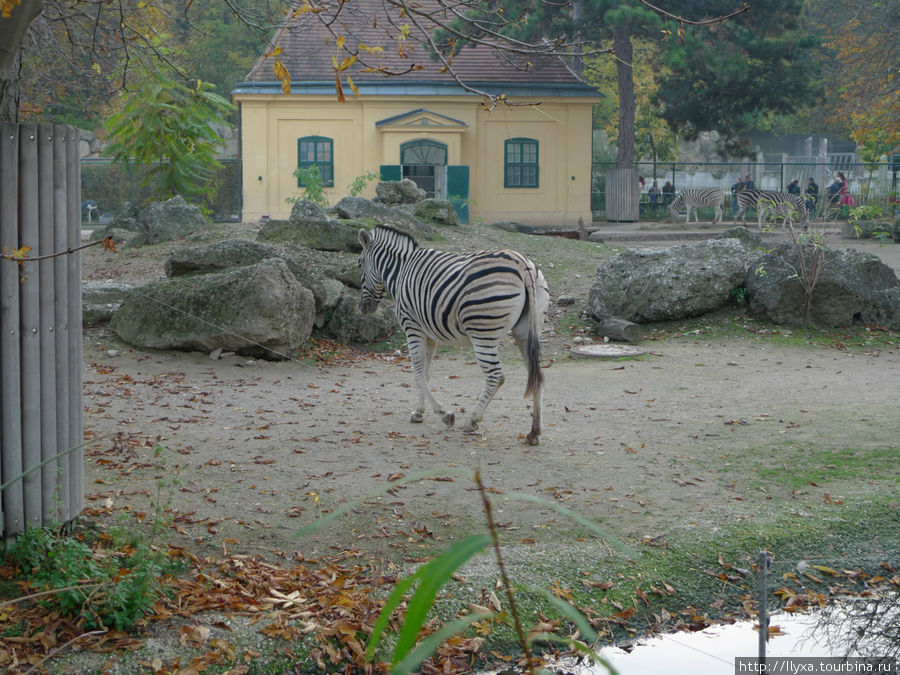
0;123;83;542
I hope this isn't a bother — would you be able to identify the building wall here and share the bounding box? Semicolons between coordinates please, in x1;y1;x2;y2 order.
236;93;597;226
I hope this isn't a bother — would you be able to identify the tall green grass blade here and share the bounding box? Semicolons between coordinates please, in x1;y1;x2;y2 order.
391;614;491;675
294;467;466;539
533;587;599;643
503;492;634;555
528;633;619;675
392;534;490;665
365;570;422;661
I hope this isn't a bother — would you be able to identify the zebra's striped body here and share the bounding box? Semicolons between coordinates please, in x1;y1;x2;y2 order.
668;187;725;224
734;189;809;230
357;225;549;445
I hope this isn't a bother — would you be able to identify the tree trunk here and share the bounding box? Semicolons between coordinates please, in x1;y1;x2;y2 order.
613;25;635;170
0;0;44;124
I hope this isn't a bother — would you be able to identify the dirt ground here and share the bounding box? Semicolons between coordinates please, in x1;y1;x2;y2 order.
78;226;900;565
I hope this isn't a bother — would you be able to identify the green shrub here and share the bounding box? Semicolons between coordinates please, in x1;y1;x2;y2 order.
8;525;180;631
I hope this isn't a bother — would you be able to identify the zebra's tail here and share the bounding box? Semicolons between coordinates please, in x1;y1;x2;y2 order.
523;267;548;399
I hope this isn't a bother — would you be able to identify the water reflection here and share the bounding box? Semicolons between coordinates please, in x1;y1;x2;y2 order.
807;592;899;662
553;595;898;674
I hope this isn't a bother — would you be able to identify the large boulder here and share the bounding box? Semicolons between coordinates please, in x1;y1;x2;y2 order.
82;281;133;326
318;291;399;344
90;196;207;246
332;196;382;220
257;218;362;252
290;199;327;221
715;226;764;249
414;198;459;226
588;238;753;323
164;238;347;318
746;242;899;327
864;287;900;329
375;179;426;205
110;259;316;359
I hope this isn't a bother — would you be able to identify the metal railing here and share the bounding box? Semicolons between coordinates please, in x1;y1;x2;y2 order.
592;161;898;221
80;158;242;224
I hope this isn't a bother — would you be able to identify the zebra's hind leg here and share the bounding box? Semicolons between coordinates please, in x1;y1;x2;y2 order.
512;318;543;446
408;335;455;427
462;342;505;434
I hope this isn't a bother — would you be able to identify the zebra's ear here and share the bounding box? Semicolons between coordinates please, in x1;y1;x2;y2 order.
358;229;372;250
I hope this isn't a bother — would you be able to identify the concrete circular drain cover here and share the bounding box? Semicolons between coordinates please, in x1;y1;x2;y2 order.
569;344;646;358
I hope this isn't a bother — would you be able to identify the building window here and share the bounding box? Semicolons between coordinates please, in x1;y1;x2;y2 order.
297;136;333;187
504;138;539;188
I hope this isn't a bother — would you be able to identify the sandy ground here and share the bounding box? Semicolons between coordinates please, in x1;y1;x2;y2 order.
79;230;900;563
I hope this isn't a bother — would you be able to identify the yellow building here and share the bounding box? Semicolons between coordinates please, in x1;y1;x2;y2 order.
232;1;601;226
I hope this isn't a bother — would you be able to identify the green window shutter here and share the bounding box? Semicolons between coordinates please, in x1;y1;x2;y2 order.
504;138;539;188
447;165;469;224
380;165;402;181
297;136;334;187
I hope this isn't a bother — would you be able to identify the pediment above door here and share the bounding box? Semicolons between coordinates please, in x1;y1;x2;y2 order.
375;108;467;132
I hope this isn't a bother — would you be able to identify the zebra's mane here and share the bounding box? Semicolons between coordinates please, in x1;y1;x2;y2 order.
374;224;420;249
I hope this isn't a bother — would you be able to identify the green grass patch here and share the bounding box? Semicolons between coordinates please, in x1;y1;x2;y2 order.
646;311;898;352
752;446;899;489
424;494;899;660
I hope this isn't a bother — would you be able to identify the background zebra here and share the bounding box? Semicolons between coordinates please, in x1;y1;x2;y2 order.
734;189;809;230
357;225;550;445
668;187;725;224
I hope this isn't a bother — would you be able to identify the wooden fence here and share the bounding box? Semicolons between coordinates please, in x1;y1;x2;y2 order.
0;124;83;542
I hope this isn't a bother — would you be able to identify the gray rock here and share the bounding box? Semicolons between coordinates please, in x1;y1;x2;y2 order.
110;259;315;359
716;226;764;249
375;179;426;205
165;238;284;276
90;195;207;246
840;220;894;241
863;287;900;329
82;281;133;325
165;238;351;316
588;238;753;323
257;218;362;252
414;198;459;226
745;242;899;327
333;196;379;220
289;199;327;221
318;291;399;344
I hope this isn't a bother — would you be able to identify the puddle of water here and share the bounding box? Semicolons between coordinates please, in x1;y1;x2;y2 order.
561;612;852;674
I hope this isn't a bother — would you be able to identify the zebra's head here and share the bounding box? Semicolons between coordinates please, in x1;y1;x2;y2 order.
357;228;386;314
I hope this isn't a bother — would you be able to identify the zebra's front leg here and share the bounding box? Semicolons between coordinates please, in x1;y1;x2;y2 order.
462;343;505;433
407;335;455;428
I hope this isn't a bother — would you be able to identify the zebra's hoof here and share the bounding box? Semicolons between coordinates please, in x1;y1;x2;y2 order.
441;412;455;428
461;420;478;433
410;411;424;423
525;432;540;446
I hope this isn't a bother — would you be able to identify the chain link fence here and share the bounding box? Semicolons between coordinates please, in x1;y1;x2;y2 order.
80;158;242;224
592;160;899;222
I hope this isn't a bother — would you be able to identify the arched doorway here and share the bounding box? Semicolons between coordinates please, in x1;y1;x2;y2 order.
401;140;447;198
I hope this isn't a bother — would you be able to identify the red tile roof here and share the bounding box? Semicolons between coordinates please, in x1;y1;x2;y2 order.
242;0;590;90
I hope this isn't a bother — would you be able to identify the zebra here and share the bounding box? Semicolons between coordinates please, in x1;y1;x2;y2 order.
668;187;725;224
357;225;550;445
734;189;809;230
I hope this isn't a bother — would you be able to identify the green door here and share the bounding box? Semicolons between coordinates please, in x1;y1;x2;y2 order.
379;165;402;181
447;165;470;224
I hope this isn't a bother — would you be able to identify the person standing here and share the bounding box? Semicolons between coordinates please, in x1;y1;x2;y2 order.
648;180;660;204
787;179;800;195
744;173;755;190
805;177;819;216
731;175;745;213
837;171;855;208
662;180;675;206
